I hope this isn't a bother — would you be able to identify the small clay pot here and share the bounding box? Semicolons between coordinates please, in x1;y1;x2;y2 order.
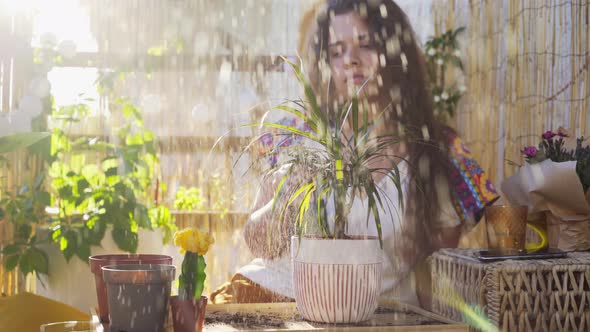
102;264;175;332
89;254;172;323
170;295;208;332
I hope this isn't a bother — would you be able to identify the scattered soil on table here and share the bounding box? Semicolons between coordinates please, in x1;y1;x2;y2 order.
205;311;292;329
373;307;399;314
205;306;441;329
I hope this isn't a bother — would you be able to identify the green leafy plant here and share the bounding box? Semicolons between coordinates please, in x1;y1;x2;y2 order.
0;133;52;277
251;58;405;246
0;99;177;278
424;27;466;121
173;172;235;217
48;98;176;260
174;186;205;211
0;173;52;277
0;132;51;156
207;172;235;217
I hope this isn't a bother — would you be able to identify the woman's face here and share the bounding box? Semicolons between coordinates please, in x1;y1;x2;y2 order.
328;12;380;103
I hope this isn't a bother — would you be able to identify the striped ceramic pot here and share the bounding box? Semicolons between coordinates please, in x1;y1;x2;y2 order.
291;236;383;323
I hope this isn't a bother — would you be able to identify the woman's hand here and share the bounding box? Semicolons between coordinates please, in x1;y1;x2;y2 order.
243;200;293;260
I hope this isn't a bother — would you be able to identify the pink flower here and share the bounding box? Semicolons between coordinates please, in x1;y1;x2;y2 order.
557;130;569;138
542;131;556;140
521;146;538;158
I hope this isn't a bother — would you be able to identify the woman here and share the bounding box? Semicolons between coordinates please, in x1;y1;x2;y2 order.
211;0;498;307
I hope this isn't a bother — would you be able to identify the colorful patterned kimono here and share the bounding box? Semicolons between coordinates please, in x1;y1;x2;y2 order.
444;128;500;223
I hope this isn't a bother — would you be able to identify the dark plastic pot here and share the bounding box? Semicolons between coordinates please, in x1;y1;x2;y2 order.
89;254;172;323
170;295;208;332
102;264;175;332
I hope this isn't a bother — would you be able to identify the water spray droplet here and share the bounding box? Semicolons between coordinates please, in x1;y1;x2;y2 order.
379;4;388;18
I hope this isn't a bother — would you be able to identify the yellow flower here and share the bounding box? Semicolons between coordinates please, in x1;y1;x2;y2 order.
173;228;214;255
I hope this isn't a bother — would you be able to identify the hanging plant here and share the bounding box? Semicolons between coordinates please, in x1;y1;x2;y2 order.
424;27;466;123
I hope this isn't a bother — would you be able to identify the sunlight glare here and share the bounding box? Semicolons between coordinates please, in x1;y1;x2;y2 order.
32;0;97;52
0;0;37;16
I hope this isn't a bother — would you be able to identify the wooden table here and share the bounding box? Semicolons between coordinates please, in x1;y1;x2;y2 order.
95;300;468;331
203;301;467;331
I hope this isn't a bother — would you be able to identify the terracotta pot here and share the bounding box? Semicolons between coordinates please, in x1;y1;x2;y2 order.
170;295;208;332
89;254;172;323
291;236;383;323
102;264;175;332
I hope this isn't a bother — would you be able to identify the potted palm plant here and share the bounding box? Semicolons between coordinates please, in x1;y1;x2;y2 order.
252;59;405;323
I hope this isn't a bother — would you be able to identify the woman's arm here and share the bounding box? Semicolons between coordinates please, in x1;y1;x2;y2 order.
243;168;294;260
415;224;461;310
431;224;462;249
414;184;463;310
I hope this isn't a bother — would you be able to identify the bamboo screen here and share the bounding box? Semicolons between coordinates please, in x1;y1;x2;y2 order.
429;0;590;182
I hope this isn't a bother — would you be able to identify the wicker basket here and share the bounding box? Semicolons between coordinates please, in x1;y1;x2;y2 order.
432;248;590;331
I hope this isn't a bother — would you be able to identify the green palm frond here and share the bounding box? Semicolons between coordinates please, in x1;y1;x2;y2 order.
297;183;316;234
365;185;384;249
242;122;320;144
279;56;327;129
316;184;332;237
273;104;318;132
